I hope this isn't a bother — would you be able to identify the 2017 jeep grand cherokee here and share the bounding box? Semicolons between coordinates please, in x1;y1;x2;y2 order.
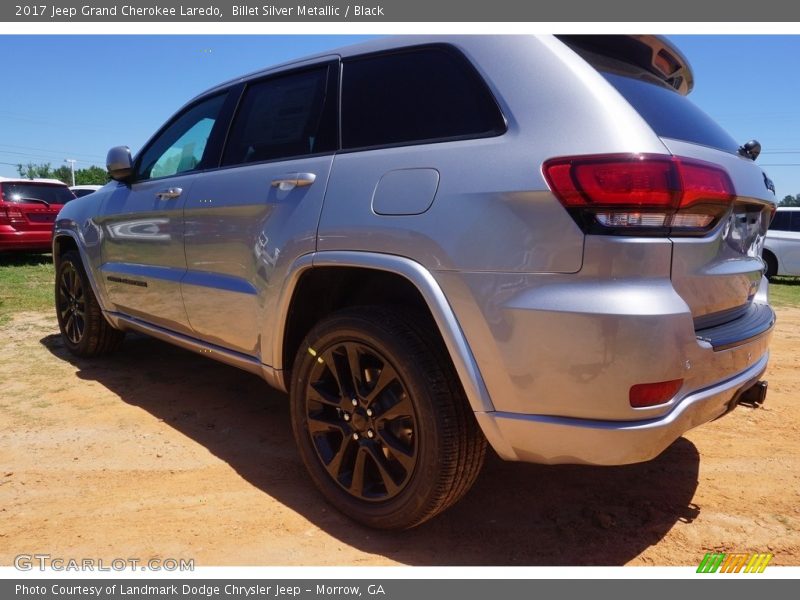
53;35;776;529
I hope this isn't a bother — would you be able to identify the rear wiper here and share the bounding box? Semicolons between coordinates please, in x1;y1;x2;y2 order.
10;197;51;207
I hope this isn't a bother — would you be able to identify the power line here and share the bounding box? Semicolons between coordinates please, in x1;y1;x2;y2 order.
0;143;105;162
0;150;101;164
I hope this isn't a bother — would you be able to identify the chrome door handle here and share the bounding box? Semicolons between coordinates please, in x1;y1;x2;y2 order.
271;172;316;191
155;187;183;200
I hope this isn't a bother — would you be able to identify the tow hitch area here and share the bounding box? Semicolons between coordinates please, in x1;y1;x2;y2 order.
738;380;768;408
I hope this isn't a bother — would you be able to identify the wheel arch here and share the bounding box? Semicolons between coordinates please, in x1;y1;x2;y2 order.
273;251;494;414
52;229;111;313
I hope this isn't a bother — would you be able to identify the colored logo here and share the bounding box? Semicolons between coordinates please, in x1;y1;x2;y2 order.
697;552;773;573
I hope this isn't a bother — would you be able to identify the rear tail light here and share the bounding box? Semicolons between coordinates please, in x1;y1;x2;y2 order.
0;206;24;224
543;154;735;235
629;378;684;408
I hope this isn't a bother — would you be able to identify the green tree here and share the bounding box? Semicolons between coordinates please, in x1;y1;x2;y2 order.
16;162;54;179
780;194;800;207
75;165;110;185
14;162;109;185
52;165;73;185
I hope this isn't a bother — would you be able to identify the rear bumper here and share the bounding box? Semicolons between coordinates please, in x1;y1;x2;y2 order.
0;228;53;251
476;352;768;465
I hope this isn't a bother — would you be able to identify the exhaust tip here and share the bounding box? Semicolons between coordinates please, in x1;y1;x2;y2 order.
738;380;768;408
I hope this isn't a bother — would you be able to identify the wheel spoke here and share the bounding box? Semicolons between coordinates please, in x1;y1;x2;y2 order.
323;347;350;398
64;314;77;343
349;446;367;495
378;392;414;422
324;437;351;481
345;344;364;396
74;313;85;339
364;443;400;496
70;269;81;296
364;363;399;405
308;382;344;409
379;435;416;472
307;413;347;435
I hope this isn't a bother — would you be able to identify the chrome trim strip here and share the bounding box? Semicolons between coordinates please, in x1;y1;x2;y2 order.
108;311;281;388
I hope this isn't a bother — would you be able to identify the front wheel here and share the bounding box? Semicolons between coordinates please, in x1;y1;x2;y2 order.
55;250;125;357
289;306;486;529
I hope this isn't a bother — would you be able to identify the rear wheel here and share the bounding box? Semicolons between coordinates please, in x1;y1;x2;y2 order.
289;306;486;529
762;250;778;280
55;250;125;357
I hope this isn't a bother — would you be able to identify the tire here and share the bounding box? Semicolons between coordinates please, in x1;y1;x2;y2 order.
55;250;125;357
763;250;778;280
289;306;486;529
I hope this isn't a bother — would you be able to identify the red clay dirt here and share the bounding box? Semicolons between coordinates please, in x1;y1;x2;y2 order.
1;308;798;566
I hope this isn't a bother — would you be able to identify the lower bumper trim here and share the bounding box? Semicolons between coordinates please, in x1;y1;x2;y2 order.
476;353;769;466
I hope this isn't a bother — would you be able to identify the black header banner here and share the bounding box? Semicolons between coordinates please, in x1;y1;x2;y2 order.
3;0;800;22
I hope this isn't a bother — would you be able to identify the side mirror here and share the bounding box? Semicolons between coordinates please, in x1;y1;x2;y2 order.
106;146;133;181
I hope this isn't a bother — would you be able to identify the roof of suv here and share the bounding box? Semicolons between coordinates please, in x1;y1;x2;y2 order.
0;177;68;186
197;35;694;101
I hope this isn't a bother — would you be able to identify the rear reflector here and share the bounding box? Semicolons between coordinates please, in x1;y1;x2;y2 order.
543;154;735;235
630;378;684;408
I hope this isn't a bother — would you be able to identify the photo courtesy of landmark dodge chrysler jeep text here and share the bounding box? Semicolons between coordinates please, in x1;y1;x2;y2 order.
52;35;776;529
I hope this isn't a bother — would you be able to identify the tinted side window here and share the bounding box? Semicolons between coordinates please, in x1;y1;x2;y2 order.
136;93;227;181
222;66;334;166
341;47;505;149
792;212;800;232
770;211;791;231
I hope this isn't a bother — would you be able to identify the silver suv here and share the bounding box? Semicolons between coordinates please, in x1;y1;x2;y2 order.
53;35;776;529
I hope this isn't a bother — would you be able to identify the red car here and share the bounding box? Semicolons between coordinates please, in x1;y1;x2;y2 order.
0;177;76;252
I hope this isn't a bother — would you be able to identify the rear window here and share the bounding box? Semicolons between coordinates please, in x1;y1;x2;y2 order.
603;72;739;154
0;183;75;205
770;210;800;232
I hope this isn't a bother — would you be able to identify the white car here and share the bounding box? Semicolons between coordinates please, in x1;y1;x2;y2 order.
763;206;800;277
69;185;102;198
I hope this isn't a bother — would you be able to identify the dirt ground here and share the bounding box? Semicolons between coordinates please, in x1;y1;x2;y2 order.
0;308;798;567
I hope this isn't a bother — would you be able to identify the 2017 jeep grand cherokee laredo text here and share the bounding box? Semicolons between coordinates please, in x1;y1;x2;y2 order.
53;35;776;529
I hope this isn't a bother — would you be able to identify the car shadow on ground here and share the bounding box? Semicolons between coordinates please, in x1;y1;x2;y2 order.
41;331;700;566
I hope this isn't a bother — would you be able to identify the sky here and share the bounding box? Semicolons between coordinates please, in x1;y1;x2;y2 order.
1;34;798;198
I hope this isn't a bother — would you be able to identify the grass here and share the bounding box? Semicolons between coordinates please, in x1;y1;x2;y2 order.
768;276;800;308
0;253;55;326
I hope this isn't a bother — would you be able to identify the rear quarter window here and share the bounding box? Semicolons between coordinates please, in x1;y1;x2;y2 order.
341;46;506;150
603;72;739;154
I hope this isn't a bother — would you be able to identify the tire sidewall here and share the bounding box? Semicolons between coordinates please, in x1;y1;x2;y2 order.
55;252;94;355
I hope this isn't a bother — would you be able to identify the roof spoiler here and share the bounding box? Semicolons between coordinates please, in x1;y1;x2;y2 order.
557;35;694;95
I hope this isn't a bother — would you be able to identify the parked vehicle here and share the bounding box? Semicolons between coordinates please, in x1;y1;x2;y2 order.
70;185;103;198
53;35;776;529
762;206;800;277
1;177;75;252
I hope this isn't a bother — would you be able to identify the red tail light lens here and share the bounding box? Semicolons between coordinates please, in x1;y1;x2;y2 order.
0;206;24;224
630;378;684;408
543;154;734;235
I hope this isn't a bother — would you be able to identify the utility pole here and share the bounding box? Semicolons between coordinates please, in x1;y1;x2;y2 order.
64;159;76;186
